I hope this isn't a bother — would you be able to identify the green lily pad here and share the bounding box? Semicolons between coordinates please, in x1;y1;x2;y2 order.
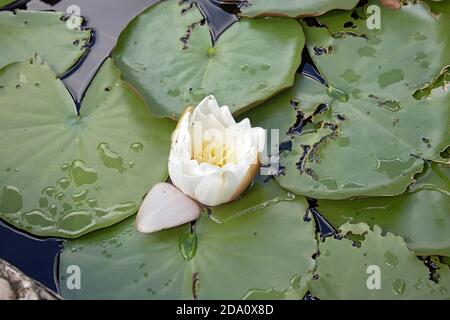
309;223;450;299
316;163;450;256
242;273;311;300
0;0;15;8
423;0;450;15
409;162;449;194
0;56;174;238
0;10;91;76
113;0;304;119
246;1;450;199
239;0;359;18
59;179;317;299
245;71;448;199
238;73;332;143
443;256;450;267
305;1;450;102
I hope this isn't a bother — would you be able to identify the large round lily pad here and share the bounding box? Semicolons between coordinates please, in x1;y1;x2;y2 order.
0;10;92;76
316;163;450;256
113;0;304;119
244;71;448;199
0;56;175;238
239;0;359;18
304;1;450;102
245;1;450;199
310;223;450;299
59;179;317;299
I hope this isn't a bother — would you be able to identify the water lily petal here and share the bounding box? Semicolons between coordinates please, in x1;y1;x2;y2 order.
194;170;241;206
136;182;201;234
192;95;236;127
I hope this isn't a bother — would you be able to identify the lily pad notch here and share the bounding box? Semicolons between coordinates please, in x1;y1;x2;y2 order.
113;0;305;119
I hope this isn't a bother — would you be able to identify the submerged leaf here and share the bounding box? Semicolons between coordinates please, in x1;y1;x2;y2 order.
0;56;174;237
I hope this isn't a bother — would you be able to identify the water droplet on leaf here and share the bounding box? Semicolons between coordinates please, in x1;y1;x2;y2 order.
97;143;126;173
129;62;147;73
0;185;23;213
38;197;48;208
261;64;271;71
22;210;53;227
167;88;180;97
383;251;399;267
326;85;349;102
58;210;95;235
87;198;97;208
57;177;70;189
392;279;406;295
240;64;250;72
69;160;98;187
72;189;89;203
130;142;144;153
206;47;216;58
179;231;198;261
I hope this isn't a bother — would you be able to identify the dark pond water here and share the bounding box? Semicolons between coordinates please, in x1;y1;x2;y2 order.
0;0;330;294
0;220;61;291
27;0;238;102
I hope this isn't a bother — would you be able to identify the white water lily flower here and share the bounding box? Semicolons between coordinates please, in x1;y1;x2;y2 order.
169;95;266;206
136;96;266;233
